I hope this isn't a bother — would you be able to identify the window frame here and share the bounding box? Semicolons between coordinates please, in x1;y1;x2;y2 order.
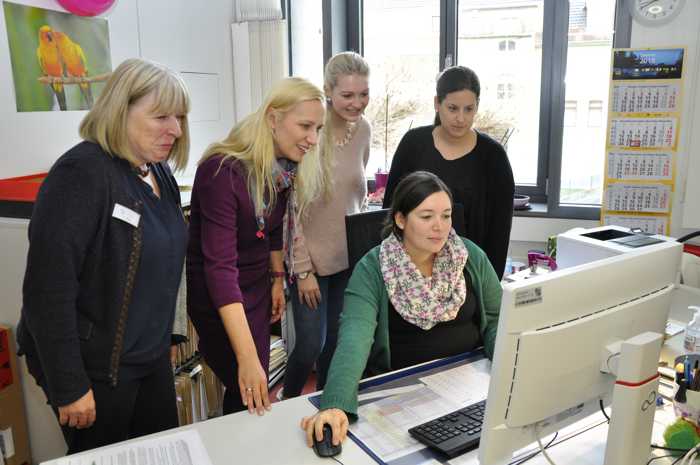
304;0;632;220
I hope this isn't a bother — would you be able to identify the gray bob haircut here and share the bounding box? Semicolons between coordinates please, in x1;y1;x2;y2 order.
79;58;191;171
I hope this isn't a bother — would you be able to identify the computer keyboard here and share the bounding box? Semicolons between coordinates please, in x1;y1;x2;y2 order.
408;399;486;458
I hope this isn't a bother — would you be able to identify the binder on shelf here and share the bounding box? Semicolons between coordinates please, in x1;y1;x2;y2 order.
268;335;287;388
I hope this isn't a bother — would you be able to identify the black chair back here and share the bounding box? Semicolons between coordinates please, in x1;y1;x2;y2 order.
345;204;466;270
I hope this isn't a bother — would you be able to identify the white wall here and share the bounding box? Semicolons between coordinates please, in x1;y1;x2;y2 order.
0;0;236;462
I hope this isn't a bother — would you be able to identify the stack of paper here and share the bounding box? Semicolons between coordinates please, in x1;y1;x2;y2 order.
269;335;287;388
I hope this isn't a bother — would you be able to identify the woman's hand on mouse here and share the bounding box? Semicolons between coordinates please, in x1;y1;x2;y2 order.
301;408;349;447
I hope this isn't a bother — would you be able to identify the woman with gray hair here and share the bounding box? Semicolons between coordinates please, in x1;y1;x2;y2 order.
17;57;190;453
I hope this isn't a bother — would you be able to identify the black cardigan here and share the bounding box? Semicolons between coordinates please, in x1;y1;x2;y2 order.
383;126;514;277
17;141;182;407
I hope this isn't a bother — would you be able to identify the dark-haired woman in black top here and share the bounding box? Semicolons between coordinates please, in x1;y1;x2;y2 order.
383;66;514;278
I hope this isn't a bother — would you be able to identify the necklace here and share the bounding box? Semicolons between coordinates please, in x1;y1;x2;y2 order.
335;121;358;148
134;164;150;178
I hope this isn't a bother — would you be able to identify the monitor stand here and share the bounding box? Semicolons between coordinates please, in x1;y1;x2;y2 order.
602;331;663;465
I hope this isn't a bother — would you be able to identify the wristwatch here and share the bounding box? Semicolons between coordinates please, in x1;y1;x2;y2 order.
296;271;311;280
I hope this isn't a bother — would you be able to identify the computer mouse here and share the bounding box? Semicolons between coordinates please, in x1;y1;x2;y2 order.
313;424;342;458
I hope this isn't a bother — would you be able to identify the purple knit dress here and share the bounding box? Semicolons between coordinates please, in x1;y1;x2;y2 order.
186;156;289;391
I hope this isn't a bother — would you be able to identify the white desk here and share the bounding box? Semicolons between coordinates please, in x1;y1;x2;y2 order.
41;372;683;465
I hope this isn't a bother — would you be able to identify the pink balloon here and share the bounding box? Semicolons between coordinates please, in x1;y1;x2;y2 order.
56;0;116;16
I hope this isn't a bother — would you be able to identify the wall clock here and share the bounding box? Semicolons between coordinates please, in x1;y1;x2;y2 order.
628;0;685;26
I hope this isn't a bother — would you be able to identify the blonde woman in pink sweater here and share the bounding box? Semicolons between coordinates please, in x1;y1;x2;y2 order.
282;52;371;398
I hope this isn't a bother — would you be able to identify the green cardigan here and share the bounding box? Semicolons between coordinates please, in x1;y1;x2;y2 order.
319;237;502;415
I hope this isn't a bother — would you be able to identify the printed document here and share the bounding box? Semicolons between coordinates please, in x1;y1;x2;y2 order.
419;358;491;405
350;360;491;463
44;429;212;465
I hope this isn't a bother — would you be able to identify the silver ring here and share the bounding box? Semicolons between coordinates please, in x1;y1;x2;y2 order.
246;387;253;392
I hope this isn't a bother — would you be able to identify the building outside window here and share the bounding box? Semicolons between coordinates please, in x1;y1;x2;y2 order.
588;99;603;127
564;100;578;127
458;0;617;205
559;0;616;205
458;0;542;186
498;39;516;51
363;0;440;175
288;0;323;87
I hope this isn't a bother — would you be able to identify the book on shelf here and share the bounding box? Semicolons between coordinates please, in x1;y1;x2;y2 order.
270;334;286;350
269;362;286;388
269;335;288;388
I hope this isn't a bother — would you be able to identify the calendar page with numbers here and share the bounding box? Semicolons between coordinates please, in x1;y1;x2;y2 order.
601;48;685;234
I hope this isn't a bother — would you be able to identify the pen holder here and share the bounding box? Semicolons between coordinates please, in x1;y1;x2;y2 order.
673;354;700;426
674;389;700;426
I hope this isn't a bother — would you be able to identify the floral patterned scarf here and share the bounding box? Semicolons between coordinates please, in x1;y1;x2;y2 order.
379;229;468;330
256;159;297;254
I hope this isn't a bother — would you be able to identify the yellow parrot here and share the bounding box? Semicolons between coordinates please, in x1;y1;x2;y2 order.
36;25;66;111
53;31;94;108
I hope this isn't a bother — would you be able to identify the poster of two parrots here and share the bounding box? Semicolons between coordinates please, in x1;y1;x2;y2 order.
3;1;112;112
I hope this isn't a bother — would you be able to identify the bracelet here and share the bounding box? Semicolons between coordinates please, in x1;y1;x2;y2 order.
270;271;286;279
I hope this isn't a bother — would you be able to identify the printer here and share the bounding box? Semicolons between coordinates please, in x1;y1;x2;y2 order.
557;224;677;269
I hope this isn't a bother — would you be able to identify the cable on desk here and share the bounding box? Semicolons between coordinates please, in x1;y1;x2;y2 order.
651;444;692;453
534;423;559;465
647;453;684;465
330;456;345;465
513;432;559;465
672;451;688;465
598;399;610;423
679;444;700;465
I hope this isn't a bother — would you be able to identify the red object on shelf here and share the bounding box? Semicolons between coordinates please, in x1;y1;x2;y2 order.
0;173;48;202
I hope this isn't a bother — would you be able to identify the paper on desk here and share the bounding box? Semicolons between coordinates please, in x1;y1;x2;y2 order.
46;429;212;465
352;385;462;462
419;358;491;405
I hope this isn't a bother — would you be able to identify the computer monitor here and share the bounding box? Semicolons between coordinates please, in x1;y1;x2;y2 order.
478;240;682;465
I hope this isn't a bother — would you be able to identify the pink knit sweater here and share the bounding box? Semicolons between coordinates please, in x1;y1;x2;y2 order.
293;117;371;276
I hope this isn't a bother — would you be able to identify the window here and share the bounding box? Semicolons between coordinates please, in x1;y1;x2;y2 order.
458;1;543;186
362;0;440;175
295;0;631;219
588;100;604;127
287;0;324;87
559;0;617;206
564;100;578;127
456;0;627;214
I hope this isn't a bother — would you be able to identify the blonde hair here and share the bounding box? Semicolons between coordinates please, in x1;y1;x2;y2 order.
320;52;370;198
79;58;191;171
200;77;325;217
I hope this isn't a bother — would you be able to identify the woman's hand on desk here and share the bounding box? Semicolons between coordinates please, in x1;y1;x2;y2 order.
238;356;271;415
301;408;348;447
297;273;321;309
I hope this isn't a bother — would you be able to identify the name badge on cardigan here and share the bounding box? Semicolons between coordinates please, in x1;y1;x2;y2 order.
112;203;140;227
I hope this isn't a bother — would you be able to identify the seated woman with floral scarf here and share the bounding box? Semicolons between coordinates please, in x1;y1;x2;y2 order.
300;170;503;448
